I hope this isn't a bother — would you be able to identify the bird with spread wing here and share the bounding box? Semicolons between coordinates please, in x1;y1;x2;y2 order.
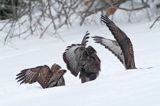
63;31;101;83
16;63;66;88
93;15;136;69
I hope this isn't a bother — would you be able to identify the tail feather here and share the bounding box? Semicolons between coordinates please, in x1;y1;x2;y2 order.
81;31;90;47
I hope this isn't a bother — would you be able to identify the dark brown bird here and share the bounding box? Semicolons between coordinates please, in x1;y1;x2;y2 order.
63;31;101;83
93;15;136;69
16;64;66;89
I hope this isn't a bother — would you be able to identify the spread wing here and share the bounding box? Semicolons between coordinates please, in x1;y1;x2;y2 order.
16;65;50;88
63;31;90;76
101;15;136;69
93;36;125;65
63;44;83;76
16;66;41;84
36;65;51;88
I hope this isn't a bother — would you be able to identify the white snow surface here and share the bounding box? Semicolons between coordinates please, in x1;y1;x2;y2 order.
0;15;160;106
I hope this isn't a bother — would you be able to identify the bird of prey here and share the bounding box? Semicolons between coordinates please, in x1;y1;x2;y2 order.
93;15;136;69
16;63;66;89
63;31;101;83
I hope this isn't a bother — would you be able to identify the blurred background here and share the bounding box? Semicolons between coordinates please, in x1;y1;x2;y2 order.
0;0;159;43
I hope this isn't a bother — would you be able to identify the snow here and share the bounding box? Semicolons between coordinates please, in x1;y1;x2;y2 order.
0;12;160;106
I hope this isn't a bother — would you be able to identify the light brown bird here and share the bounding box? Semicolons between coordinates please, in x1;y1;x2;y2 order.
93;15;136;69
63;31;101;83
16;64;66;89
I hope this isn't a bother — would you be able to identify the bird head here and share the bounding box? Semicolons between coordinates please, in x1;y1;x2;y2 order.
51;64;61;73
86;46;96;55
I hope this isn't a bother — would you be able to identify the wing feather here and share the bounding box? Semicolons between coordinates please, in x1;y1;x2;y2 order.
16;67;40;84
81;31;90;47
101;15;136;69
101;15;126;42
63;44;83;76
48;69;66;87
63;31;91;77
93;36;125;65
35;65;51;88
16;66;48;85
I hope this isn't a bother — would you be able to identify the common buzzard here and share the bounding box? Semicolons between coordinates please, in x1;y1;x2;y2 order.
93;15;136;69
63;31;101;83
16;63;66;88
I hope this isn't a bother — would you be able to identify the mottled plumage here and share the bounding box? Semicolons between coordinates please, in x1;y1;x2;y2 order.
93;15;136;69
16;64;66;88
63;31;101;83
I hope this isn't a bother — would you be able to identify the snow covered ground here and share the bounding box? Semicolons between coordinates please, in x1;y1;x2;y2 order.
0;14;160;106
